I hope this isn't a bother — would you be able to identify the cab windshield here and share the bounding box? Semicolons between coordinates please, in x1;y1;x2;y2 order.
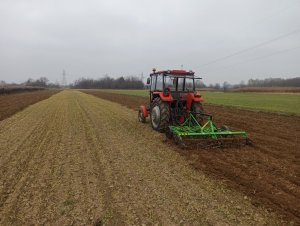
164;76;195;92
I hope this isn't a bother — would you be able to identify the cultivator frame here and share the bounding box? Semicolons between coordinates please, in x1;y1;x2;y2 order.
166;112;251;148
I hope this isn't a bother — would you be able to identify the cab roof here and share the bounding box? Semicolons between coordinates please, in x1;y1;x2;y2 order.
150;69;195;76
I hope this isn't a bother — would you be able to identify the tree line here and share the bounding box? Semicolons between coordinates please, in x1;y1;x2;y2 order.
0;77;60;94
247;77;300;87
70;76;144;89
2;75;299;90
25;77;61;88
207;77;300;90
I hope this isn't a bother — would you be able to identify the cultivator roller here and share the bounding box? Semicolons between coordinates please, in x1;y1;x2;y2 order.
166;112;252;149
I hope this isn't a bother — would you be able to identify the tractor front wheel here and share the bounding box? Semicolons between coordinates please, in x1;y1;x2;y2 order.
150;98;170;131
138;109;146;123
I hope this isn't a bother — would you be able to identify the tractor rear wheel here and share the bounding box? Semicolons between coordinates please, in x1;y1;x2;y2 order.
192;102;204;125
150;98;170;131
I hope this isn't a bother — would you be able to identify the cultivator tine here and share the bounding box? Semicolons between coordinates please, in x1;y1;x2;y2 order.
172;136;249;149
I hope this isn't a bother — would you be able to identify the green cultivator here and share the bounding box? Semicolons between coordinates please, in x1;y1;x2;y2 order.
166;112;252;149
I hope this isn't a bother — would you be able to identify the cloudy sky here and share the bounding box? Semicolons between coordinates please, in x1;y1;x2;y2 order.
0;0;299;85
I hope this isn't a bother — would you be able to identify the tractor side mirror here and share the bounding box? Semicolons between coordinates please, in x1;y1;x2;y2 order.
147;78;150;84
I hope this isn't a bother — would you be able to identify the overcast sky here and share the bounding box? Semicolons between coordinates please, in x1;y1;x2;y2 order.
0;0;299;85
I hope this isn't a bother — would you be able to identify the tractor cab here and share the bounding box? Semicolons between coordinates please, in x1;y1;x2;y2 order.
147;69;202;102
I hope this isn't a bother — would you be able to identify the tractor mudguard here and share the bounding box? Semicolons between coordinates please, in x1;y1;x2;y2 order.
158;92;173;102
194;93;204;102
186;92;204;110
139;105;148;117
152;91;173;102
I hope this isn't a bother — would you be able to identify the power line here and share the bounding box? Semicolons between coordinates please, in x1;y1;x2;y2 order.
203;45;300;74
247;1;300;27
246;45;300;62
201;28;300;67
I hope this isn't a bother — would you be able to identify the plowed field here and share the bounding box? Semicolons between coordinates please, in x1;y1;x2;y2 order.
0;90;60;121
0;90;282;225
83;90;300;225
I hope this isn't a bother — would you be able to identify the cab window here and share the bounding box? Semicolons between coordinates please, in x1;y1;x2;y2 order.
164;76;176;91
177;78;184;91
185;79;194;91
151;75;156;91
156;75;163;91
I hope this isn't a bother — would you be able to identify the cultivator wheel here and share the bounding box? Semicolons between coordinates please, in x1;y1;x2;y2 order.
245;138;253;146
174;135;187;148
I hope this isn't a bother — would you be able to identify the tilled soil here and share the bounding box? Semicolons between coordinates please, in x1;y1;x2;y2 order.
0;90;281;225
0;90;60;121
83;90;300;224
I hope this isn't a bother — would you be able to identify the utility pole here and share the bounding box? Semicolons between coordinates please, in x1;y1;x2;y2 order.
62;70;67;87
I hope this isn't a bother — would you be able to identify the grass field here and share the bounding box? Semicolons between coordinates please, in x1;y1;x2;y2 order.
96;89;300;115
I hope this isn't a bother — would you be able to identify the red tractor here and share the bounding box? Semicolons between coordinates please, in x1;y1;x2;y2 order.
138;69;204;131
